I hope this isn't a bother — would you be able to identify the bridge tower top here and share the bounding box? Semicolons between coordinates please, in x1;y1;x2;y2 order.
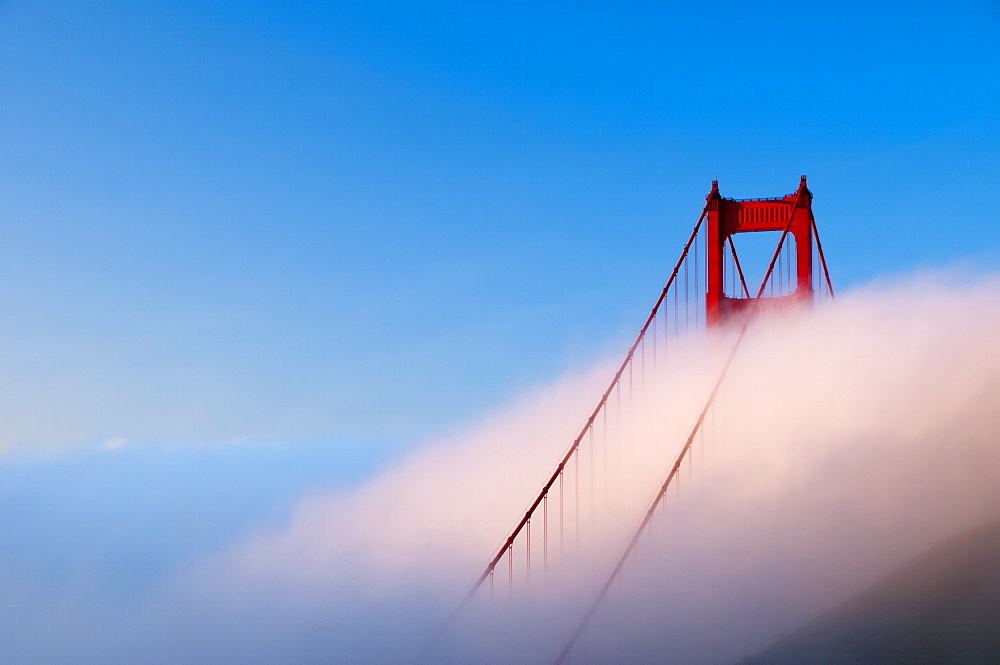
705;176;815;327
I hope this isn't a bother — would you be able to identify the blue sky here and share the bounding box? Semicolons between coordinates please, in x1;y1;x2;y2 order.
1;0;999;626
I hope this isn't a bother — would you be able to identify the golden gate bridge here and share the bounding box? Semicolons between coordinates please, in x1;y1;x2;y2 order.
419;176;835;664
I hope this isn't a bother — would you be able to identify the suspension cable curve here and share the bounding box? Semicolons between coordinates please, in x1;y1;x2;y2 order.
551;185;809;665
414;202;712;664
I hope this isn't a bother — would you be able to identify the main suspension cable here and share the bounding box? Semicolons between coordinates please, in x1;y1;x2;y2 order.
551;185;808;665
415;202;711;664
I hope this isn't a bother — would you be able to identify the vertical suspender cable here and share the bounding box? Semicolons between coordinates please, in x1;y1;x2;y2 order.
694;229;700;327
416;204;711;664
552;186;808;665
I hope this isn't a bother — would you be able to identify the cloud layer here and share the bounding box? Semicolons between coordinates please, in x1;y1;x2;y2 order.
3;269;1000;665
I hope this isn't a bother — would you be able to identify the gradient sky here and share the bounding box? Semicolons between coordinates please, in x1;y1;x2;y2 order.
1;0;999;627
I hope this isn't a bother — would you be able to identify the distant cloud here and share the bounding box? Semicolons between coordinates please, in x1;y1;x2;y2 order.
101;437;127;451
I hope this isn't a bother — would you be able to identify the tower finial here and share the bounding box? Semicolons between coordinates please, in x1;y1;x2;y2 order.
707;179;720;201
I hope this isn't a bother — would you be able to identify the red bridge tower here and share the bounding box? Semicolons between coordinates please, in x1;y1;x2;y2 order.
705;176;815;327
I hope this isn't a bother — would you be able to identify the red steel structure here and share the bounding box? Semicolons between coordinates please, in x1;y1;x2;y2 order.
420;177;834;665
706;175;818;326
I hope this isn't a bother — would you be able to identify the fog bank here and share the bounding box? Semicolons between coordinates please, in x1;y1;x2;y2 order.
3;269;999;664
